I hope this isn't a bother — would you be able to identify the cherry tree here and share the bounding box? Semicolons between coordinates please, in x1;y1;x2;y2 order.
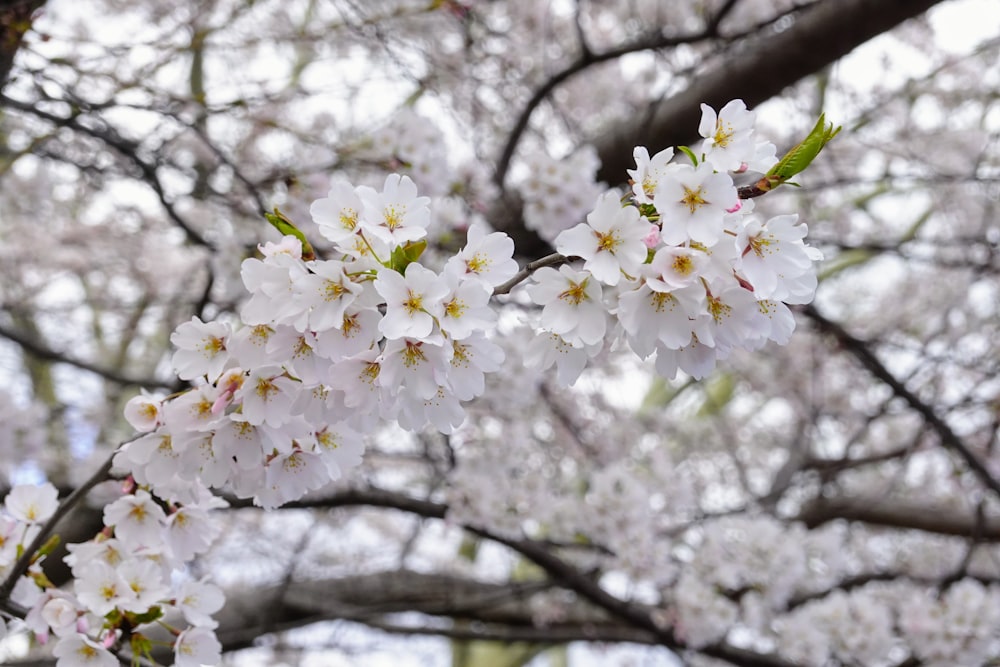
1;0;999;666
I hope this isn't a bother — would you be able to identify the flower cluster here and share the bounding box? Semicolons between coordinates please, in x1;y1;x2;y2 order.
118;173;518;509
109;98;824;517
117;99;821;513
1;483;225;667
526;100;820;384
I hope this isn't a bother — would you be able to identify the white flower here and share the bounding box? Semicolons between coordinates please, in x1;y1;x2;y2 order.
313;423;365;477
396;386;466;435
705;282;763;354
74;562;137;616
647;246;708;291
447;333;505;401
312;306;382;362
627;146;675;204
736;214;817;299
102;490;166;549
293;259;363;332
24;590;78;639
64;539;126;577
174;627;222;667
655;337;718;380
654;163;737;246
238;366;300;427
176;579;225;628
523;332;602;387
52;635;117;667
41;595;79;637
618;282;708;357
310;178;364;244
328;349;385;415
165;506;220;561
162;386;225;434
119;429;184;488
257;449;329;508
4;483;59;523
444;224;519;288
434;273;496;340
123;393;163;433
239;249;309;328
526;265;606;347
357;173;431;246
169;316;232;382
228;323;278;368
117;557;170;612
374;262;449;340
379;337;450;401
699;99;757;172
264;328;327;385
555;191;649;286
751;299;796;347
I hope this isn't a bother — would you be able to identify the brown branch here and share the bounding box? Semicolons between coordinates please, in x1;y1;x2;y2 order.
225;486;797;666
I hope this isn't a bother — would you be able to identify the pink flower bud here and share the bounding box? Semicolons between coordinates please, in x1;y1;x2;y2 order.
642;224;661;249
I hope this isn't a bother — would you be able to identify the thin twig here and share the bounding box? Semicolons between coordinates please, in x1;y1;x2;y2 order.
492;252;568;296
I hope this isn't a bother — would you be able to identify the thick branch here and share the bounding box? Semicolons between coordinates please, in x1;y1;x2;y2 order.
592;0;946;185
490;0;947;258
799;494;1000;540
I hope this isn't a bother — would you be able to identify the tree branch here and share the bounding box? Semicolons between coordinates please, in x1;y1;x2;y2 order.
802;304;1000;500
0;322;173;389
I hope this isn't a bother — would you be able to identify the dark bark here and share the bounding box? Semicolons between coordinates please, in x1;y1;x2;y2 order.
0;0;45;92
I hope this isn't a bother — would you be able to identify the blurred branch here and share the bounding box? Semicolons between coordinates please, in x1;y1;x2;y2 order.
0;93;215;250
0;321;174;389
798;494;1000;540
802;304;1000;500
223;486;797;667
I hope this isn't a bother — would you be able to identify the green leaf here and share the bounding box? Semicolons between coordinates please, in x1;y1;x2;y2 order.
676;145;699;166
390;239;428;273
817;248;875;282
37;533;61;558
129;633;155;666
127;605;164;625
760;114;841;192
264;208;317;261
695;372;735;417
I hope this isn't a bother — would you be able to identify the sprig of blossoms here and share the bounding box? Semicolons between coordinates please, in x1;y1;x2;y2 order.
119;99;827;516
528;99;823;385
118;174;518;510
